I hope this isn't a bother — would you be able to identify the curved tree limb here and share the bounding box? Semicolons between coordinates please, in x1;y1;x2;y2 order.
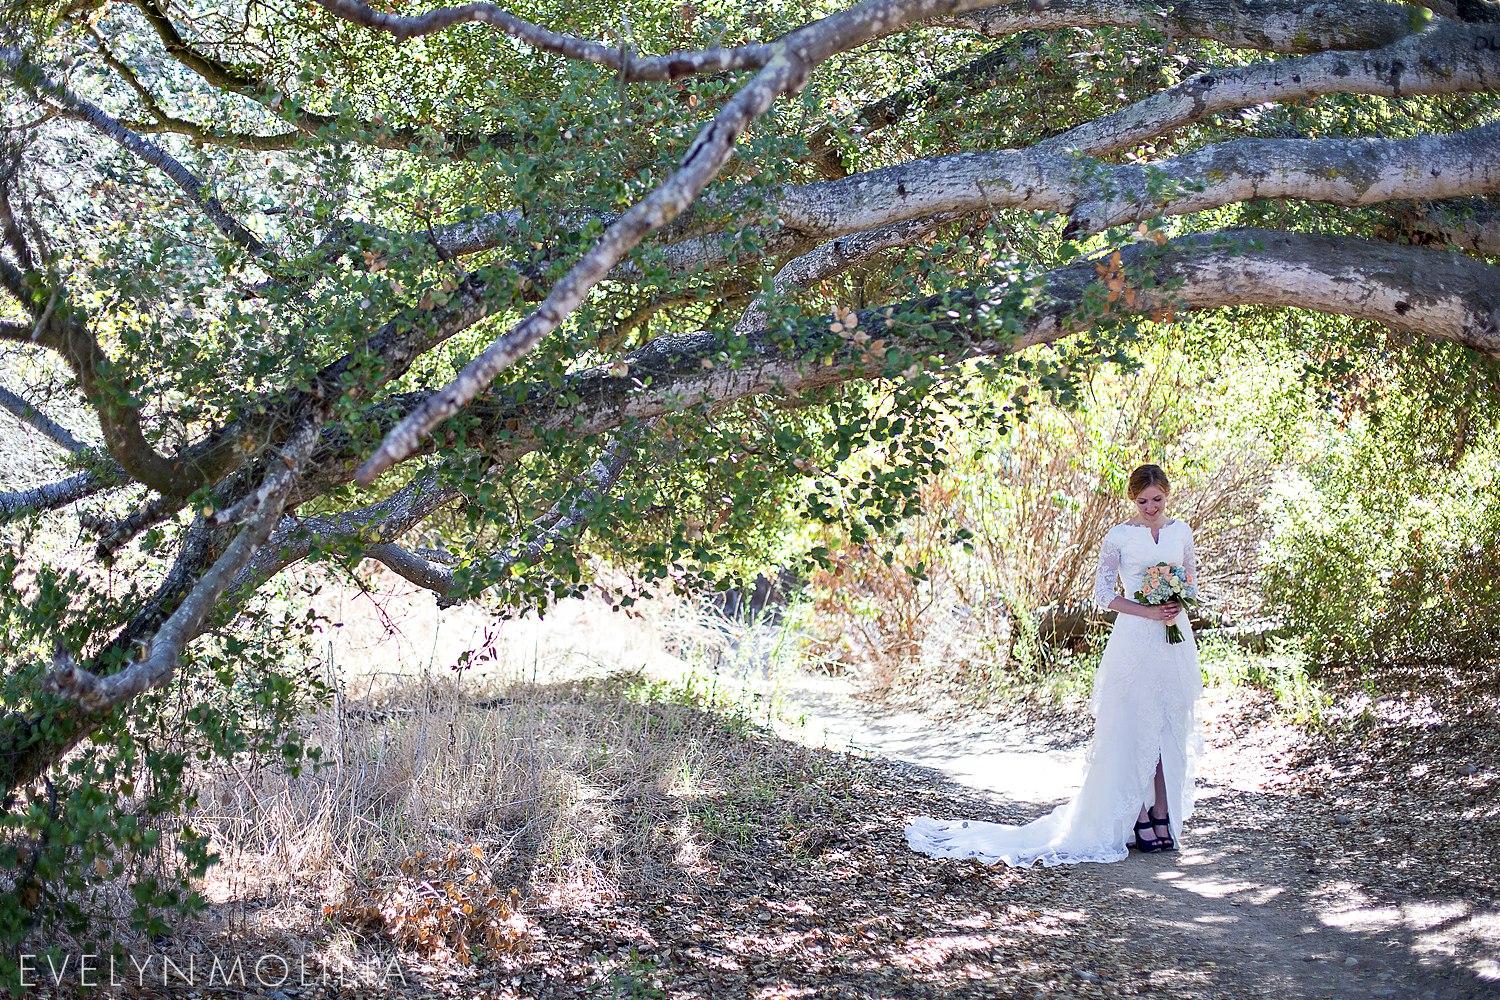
15;305;186;496
668;121;1500;272
86;24;303;152
444;231;1500;462
117;0;521;156
43;413;325;714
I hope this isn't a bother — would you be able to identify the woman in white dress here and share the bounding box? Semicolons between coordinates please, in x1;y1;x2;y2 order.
904;464;1205;866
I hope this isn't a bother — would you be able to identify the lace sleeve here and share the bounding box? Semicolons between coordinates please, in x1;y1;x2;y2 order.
1093;529;1122;611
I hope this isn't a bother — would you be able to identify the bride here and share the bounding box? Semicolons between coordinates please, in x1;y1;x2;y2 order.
904;463;1205;866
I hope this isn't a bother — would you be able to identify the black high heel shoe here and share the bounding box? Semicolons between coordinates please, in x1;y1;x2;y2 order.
1149;805;1176;851
1133;813;1166;853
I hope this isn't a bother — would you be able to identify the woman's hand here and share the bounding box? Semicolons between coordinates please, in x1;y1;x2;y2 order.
1155;602;1182;621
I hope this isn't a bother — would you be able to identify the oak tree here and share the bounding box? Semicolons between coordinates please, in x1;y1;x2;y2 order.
0;0;1498;948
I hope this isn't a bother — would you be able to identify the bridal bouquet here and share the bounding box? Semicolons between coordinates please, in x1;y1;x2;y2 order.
1133;562;1200;644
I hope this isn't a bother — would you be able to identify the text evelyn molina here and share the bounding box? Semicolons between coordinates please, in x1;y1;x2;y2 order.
18;952;409;989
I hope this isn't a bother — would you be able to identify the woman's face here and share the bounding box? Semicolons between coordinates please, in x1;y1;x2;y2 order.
1133;486;1168;520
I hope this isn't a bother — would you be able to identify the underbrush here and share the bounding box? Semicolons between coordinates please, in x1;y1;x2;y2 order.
1195;636;1330;727
162;660;861;981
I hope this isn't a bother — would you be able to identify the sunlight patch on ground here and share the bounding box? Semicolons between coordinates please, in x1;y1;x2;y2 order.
1164;874;1287;906
889;929;1010;971
1316;897;1500;980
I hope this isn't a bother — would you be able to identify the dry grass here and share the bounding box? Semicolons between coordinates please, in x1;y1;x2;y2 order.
193;666;777;903
102;581;833;990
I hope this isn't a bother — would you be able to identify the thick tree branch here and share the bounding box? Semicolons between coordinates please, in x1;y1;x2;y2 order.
354;0;1013;484
434;231;1500;464
939;0;1423;54
0;385;85;452
86;25;303;152
664;120;1500;282
0;467;126;524
364;542;458;598
43;415;325;714
1063;121;1500;236
13;303;185;495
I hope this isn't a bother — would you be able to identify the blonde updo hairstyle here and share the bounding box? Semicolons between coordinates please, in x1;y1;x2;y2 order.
1125;464;1171;500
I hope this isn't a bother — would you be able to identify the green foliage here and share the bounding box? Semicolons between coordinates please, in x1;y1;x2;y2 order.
0;536;332;994
1257;347;1500;669
1197;637;1330;725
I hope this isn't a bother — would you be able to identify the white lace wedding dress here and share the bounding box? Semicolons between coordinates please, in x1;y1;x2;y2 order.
904;519;1205;866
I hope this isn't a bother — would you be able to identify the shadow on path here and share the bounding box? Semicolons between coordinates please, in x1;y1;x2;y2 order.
761;672;1498;1000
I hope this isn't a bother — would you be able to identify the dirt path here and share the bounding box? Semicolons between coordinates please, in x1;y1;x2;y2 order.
254;593;1495;998
734;666;1496;1000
